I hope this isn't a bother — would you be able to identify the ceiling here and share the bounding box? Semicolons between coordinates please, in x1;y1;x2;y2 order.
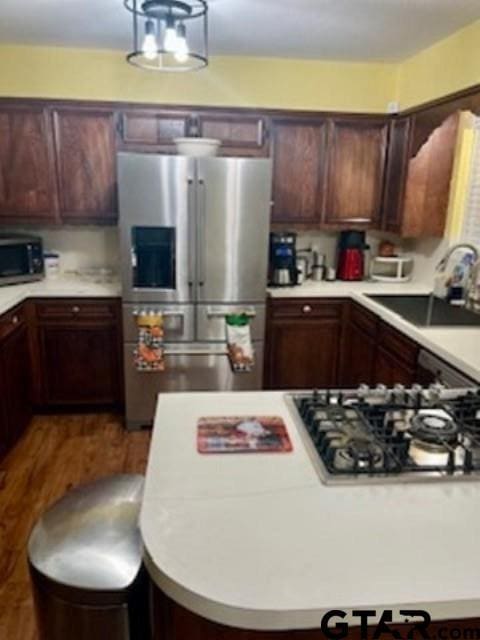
0;0;479;61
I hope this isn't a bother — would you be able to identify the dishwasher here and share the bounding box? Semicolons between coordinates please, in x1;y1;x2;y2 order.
417;350;476;388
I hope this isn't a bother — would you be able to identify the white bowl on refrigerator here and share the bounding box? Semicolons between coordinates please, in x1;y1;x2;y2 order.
174;137;221;157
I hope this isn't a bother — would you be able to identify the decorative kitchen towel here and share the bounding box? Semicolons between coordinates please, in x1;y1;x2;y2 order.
225;314;254;373
134;313;165;372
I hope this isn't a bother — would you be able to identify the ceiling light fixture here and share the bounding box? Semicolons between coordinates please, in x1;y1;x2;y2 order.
125;0;208;72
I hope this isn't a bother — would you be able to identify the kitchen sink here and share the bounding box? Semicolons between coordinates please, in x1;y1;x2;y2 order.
367;294;480;327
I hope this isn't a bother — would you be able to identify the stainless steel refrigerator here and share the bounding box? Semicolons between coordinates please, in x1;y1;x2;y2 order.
118;153;273;428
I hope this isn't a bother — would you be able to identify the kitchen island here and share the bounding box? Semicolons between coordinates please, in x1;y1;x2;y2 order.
141;391;480;637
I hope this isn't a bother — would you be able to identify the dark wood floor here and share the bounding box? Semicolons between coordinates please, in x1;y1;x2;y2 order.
0;413;151;640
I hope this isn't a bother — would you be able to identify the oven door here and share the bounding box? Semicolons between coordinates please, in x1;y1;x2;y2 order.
123;342;264;429
118;153;196;304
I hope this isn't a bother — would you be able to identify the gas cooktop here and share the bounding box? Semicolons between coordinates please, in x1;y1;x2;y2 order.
288;385;480;484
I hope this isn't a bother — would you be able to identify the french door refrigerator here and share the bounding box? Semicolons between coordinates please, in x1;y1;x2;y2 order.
118;153;273;428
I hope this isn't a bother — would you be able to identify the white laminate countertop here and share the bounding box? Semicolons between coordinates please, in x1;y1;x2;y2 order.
141;391;480;631
0;276;121;314
269;280;480;384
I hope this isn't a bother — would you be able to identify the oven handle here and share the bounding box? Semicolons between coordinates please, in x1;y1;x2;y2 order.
163;348;228;356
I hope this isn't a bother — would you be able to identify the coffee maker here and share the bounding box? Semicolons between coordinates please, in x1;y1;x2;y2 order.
269;232;298;287
336;230;369;281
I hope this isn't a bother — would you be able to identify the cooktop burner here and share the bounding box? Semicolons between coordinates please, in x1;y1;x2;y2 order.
290;386;480;484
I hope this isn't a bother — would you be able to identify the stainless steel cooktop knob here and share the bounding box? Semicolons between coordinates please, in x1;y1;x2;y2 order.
428;382;445;402
357;384;370;399
375;384;388;399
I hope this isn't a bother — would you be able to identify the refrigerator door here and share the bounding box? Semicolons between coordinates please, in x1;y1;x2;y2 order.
196;158;272;303
118;153;196;304
123;341;264;428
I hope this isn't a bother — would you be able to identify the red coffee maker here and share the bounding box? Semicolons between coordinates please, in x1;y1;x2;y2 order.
336;230;369;281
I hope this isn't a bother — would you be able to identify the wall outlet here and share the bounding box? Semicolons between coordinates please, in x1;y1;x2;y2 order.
387;101;400;114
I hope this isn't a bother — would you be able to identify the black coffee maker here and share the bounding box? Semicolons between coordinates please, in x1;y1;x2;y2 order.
269;232;298;286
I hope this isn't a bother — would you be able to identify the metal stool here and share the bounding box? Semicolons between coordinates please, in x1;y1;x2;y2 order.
28;474;149;640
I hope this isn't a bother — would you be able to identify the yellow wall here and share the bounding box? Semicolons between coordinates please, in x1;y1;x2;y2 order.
0;45;396;113
396;19;480;109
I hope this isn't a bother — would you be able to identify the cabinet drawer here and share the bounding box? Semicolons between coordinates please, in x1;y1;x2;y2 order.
377;321;418;368
349;302;378;337
0;305;26;341
270;298;345;319
35;299;119;323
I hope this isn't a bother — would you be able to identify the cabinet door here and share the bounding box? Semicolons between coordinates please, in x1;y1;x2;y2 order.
1;324;32;451
401;112;459;237
324;119;388;226
196;113;269;156
341;322;377;387
382;117;411;233
271;119;328;224
0;107;58;221
267;318;342;389
118;110;190;151
374;347;416;387
39;324;121;406
52;109;117;222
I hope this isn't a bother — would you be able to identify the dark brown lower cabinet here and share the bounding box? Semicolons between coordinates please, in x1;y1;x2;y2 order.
33;299;123;407
340;302;378;387
265;298;420;390
264;299;345;389
0;305;32;456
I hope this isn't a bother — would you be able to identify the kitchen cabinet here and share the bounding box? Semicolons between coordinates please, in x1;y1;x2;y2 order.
324;118;388;226
401;111;460;237
0;305;32;457
0;106;58;222
382;116;411;233
117;109;191;151
264;298;345;389
340;302;378;387
270;118;328;225
196;113;269;156
373;321;419;386
52;108;117;222
33;299;122;407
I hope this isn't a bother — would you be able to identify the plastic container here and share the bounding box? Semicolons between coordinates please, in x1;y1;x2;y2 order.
43;251;61;279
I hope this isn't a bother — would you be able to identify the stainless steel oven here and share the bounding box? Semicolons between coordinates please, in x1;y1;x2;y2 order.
0;234;44;286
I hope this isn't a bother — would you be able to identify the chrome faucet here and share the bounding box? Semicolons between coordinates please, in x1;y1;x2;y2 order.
435;243;480;309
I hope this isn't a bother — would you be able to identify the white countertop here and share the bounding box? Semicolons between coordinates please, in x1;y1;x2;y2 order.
0;276;121;314
141;391;480;630
269;280;480;384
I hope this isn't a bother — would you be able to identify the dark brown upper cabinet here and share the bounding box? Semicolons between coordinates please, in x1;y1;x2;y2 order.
52;108;117;222
271;118;328;225
382;116;412;234
323;118;389;227
117;109;191;152
195;113;269;156
400;111;460;238
0;106;58;222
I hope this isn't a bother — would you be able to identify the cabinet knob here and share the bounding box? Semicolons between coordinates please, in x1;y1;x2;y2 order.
72;306;80;314
302;305;312;314
11;315;19;325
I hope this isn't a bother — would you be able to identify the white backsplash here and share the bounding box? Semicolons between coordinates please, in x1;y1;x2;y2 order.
10;226;121;274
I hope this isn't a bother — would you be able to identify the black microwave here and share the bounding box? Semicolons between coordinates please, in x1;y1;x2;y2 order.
0;234;44;286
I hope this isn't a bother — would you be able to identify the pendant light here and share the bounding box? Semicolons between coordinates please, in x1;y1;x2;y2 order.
125;0;208;72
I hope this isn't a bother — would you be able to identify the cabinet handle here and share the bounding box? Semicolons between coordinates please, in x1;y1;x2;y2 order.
302;305;312;314
72;306;80;314
257;120;264;146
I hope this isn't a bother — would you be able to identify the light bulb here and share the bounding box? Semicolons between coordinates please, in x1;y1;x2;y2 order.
142;20;157;60
174;23;189;63
164;16;178;53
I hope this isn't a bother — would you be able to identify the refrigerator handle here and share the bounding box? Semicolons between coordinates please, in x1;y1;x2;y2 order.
197;178;206;287
187;178;196;287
